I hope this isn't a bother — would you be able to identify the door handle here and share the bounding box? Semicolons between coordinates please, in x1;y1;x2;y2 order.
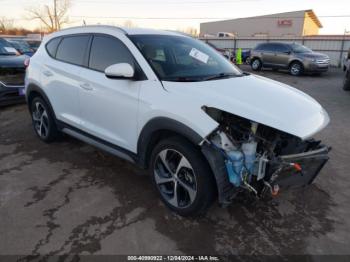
43;70;53;77
80;82;93;91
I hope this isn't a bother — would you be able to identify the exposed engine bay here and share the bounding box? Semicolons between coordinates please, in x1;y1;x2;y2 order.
202;107;330;203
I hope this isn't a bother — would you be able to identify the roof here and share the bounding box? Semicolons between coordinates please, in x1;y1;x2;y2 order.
53;25;183;36
304;9;323;28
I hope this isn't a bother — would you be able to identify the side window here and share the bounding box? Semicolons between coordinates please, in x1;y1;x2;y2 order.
46;37;61;58
56;35;90;66
275;44;290;53
89;35;135;72
255;43;268;51
263;44;276;52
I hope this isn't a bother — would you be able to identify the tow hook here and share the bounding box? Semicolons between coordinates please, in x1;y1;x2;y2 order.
263;181;280;197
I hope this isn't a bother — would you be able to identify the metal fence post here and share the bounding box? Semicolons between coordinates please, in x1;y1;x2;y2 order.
339;34;346;68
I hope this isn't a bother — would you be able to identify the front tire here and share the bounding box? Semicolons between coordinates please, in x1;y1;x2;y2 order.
150;137;216;217
30;96;58;142
289;61;303;76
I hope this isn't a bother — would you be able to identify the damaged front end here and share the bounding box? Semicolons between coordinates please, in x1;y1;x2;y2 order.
201;107;330;204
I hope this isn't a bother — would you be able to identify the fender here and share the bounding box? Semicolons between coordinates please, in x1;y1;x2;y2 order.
137;117;203;168
26;84;57;120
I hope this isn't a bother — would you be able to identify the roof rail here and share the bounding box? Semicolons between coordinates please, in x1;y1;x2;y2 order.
56;25;129;35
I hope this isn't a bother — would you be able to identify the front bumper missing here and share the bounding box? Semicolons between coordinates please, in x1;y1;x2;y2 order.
202;143;330;205
271;146;330;187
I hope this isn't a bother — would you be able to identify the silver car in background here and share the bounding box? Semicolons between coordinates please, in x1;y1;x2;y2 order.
250;42;330;76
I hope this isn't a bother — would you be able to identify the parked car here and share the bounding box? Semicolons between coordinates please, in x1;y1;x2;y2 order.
250;42;330;76
206;42;231;60
343;49;350;91
25;26;330;216
217;32;234;38
6;39;35;57
241;49;251;64
25;40;41;52
0;41;27;106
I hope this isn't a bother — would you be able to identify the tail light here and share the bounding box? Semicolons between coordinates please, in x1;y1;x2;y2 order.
24;57;30;68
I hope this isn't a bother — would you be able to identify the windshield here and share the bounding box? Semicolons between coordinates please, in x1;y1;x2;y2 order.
8;40;32;53
291;43;312;53
129;34;242;81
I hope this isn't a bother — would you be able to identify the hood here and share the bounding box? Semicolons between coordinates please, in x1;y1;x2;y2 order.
301;52;329;59
163;75;329;140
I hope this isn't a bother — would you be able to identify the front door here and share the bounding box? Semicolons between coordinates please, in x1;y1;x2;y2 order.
78;35;141;152
273;43;291;68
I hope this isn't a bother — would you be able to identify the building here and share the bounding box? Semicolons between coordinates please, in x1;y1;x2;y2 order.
200;10;322;37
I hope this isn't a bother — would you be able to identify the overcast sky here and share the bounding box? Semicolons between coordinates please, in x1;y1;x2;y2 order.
0;0;349;34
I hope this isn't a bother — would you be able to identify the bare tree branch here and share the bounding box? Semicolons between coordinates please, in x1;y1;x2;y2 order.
0;17;14;33
26;0;71;32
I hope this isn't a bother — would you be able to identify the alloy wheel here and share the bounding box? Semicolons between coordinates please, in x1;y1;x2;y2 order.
32;102;49;139
153;149;197;208
252;59;260;70
291;63;301;75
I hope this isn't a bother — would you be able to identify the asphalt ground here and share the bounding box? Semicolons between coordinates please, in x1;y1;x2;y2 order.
0;66;349;260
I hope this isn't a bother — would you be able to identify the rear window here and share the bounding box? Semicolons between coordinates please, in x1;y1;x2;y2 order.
56;35;90;66
46;37;61;58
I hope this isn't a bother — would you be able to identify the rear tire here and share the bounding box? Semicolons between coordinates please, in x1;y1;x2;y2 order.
30;96;59;143
251;58;262;71
150;137;216;217
289;61;303;76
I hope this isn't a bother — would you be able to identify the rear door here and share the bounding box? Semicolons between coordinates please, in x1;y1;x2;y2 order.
78;34;142;152
42;35;91;128
260;43;277;67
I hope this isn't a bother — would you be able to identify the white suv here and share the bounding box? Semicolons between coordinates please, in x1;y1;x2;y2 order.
25;26;330;216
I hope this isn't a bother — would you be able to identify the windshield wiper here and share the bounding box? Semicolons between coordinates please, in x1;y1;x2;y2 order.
203;72;244;81
162;76;203;82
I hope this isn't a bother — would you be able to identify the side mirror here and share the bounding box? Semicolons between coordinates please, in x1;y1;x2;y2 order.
105;63;135;79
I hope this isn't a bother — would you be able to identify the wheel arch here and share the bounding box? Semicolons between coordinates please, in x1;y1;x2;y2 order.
288;59;304;68
251;56;262;63
26;84;57;119
137;117;204;169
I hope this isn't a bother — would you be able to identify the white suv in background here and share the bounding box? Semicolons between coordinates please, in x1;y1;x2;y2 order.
26;26;330;217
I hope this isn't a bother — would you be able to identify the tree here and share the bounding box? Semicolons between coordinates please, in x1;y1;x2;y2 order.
184;27;198;37
26;0;71;32
0;17;14;33
123;20;137;28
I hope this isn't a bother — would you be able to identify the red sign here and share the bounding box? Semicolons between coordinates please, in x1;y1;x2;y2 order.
278;20;293;27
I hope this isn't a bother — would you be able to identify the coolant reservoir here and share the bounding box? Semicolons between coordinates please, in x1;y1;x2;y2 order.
242;141;258;174
226;150;243;187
